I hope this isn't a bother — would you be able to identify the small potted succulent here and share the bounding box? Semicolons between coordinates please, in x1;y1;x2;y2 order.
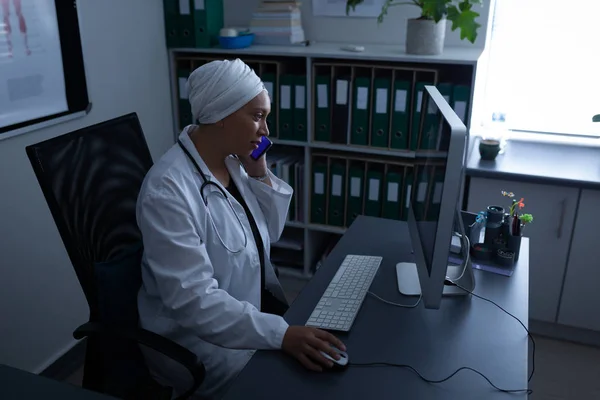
501;191;534;261
346;0;483;55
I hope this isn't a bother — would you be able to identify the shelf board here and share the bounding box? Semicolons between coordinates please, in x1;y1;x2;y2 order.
277;265;313;280
307;224;346;234
309;141;416;159
170;42;482;65
285;221;306;229
271;138;307;147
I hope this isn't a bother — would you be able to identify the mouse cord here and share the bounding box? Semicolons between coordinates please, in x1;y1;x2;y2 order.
367;291;422;308
354;280;535;395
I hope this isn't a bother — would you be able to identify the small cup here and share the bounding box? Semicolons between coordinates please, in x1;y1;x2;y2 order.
479;139;501;161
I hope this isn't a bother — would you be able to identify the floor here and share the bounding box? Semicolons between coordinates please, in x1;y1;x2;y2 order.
65;277;600;399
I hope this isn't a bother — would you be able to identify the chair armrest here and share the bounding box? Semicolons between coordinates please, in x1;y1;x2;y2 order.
74;322;205;400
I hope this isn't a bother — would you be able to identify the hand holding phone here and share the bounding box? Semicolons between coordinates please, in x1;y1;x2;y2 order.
251;136;273;161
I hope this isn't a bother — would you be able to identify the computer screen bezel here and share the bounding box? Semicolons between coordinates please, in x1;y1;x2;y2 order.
407;85;468;309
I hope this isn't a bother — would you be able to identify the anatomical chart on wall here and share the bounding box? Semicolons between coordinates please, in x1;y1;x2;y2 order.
0;0;68;129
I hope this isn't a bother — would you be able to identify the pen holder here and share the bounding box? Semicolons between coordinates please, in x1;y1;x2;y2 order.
506;234;522;262
496;249;515;266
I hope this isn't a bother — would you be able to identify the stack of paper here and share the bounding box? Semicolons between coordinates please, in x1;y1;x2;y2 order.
250;1;306;45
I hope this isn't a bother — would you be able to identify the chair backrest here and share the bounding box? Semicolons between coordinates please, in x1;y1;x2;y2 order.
26;113;154;317
26;113;158;398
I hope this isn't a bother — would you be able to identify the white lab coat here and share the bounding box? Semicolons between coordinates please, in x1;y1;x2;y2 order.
136;126;293;399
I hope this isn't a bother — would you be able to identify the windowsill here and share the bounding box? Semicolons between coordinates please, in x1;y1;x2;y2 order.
469;126;600;149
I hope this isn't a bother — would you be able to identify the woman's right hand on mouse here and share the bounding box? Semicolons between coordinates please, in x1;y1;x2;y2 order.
281;326;346;371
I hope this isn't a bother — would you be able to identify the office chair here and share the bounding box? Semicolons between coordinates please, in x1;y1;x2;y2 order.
25;113;205;400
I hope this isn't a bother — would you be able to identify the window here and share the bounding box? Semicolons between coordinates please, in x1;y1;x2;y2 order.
478;0;600;137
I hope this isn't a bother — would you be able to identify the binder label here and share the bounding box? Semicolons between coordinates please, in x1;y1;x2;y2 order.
332;175;342;196
376;88;388;114
264;82;274;103
350;177;361;197
295;85;306;109
433;182;443;204
317;84;328;108
195;0;205;10
454;101;467;122
416;91;423;113
405;184;412;207
179;0;191;14
178;77;188;99
314;173;325;195
368;179;380;201
395;89;407;112
336;80;348;105
280;85;291;110
387;182;399;202
356;87;368;110
417;182;427;202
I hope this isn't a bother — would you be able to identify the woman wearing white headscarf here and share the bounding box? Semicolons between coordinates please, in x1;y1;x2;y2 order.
136;59;346;399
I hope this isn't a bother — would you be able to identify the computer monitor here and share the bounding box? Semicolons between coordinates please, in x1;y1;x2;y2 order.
396;85;475;309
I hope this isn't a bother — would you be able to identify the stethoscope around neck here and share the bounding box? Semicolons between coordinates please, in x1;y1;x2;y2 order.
177;139;248;254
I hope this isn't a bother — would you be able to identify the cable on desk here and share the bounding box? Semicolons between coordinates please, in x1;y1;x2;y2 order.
354;279;535;396
348;362;532;395
446;279;536;384
367;292;422;308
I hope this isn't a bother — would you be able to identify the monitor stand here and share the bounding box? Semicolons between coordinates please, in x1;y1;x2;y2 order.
396;262;474;296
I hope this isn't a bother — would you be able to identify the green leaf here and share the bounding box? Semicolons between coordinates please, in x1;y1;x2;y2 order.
459;0;472;12
447;8;481;43
421;0;450;22
593;114;600;122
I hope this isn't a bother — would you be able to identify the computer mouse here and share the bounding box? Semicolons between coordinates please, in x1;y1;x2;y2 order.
320;344;349;368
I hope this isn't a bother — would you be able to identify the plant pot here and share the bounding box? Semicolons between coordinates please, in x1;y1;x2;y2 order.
507;235;522;262
479;139;501;160
406;18;446;56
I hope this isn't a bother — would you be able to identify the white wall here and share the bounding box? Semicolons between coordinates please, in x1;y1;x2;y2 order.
0;0;174;373
225;0;492;49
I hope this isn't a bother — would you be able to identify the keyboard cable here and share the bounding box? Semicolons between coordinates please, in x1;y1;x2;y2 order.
354;276;535;395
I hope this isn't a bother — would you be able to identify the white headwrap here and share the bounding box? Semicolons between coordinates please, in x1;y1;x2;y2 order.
186;58;266;124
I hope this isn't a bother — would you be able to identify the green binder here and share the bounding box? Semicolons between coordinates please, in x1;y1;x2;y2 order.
327;161;346;227
310;162;327;224
293;75;307;141
413;167;430;220
365;167;383;217
261;73;277;134
191;0;224;48
177;67;192;130
427;168;445;221
350;77;370;146
345;163;365;227
410;81;434;151
163;0;180;47
383;168;402;220
401;169;414;221
452;84;471;124
174;0;195;48
370;78;391;148
390;80;411;150
437;82;453;104
314;75;331;142
278;74;295;140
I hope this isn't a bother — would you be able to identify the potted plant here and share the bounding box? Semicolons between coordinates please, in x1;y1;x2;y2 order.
501;190;534;261
593;114;600;122
346;0;483;55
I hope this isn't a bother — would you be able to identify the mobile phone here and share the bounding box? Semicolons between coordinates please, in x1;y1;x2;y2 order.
250;136;273;160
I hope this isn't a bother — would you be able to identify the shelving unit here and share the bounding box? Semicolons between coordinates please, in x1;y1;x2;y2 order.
167;43;482;279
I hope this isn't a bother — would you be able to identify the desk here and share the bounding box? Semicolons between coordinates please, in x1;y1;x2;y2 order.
223;216;530;400
0;364;115;399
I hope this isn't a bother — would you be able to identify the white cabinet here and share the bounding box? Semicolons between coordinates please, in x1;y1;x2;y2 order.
558;189;600;331
467;177;579;323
